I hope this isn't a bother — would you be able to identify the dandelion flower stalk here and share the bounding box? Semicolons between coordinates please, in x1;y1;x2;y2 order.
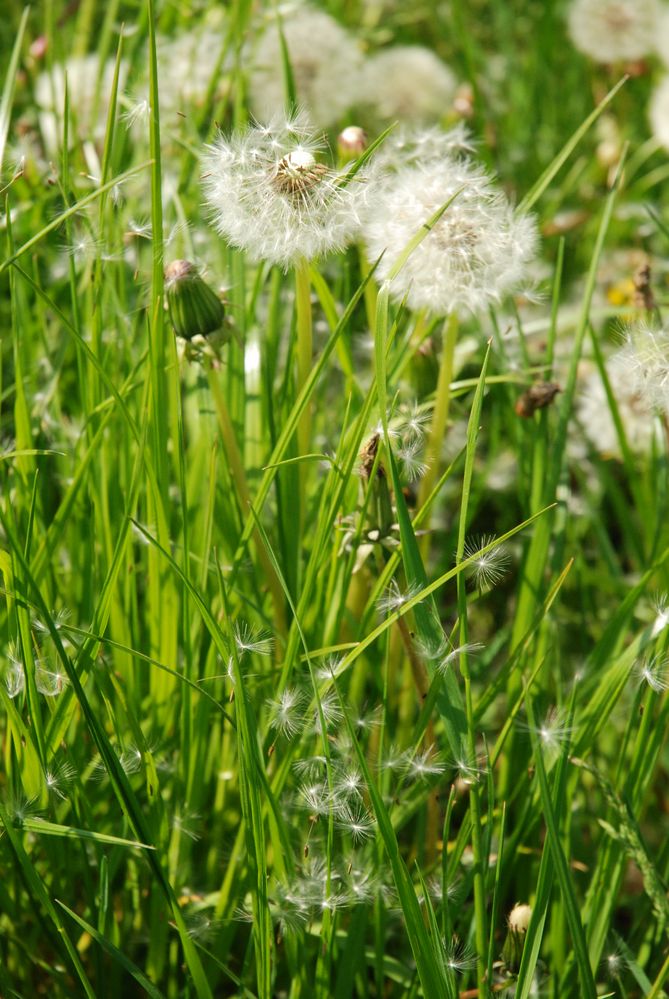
418;311;458;538
453;345;492;993
207;366;286;635
295;256;314;462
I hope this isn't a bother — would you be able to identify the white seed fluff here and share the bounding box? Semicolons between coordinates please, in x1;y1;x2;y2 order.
248;7;363;127
362;142;537;315
567;0;659;63
202;113;363;267
34;54;128;153
155;13;228;117
362;46;457;123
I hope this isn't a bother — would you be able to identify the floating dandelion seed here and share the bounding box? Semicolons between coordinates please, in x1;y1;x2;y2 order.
651;595;669;638
443;936;477;974
232;622;274;658
44;759;76;799
202;112;364;268
462;534;511;588
4;661;25;699
376;579;423;614
634;654;669;693
268;687;306;738
336;804;375;843
521;708;574;755
313;691;343;735
396;438;429;483
432;642;484;676
35;664;69;697
404;746;447;781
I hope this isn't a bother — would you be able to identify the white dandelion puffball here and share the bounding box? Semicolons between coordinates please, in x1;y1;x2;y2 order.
361;141;537;315
576;338;667;458
202;113;364;267
649;76;669;150
34;54;127;152
156;13;228;116
362;46;457;123
248;7;363;127
567;0;660;63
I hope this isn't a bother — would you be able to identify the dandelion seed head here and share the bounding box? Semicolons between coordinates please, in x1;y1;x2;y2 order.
362;144;537;316
576;341;664;458
567;0;659;63
34;55;128;152
248;8;363;127
362;46;457;123
508;902;533;933
203;112;364;267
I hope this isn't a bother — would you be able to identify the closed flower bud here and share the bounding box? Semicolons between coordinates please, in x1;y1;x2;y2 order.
337;126;368;162
165;260;225;341
502;902;532;971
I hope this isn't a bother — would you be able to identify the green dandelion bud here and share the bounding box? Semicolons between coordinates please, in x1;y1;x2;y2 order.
165;260;225;341
502;903;532;972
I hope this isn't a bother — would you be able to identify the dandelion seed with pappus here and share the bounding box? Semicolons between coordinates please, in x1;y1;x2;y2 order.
404;746;447;781
634;654;669;693
232;622;274;658
462;534;511;589
336;804;375;843
443;937;477;975
202;113;364;269
268;687;306;738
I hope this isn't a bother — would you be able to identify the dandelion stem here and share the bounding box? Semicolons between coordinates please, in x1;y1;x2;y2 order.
295;257;313;458
207;364;286;634
418;311;458;543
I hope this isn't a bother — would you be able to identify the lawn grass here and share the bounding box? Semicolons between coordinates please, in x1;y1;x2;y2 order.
1;1;669;997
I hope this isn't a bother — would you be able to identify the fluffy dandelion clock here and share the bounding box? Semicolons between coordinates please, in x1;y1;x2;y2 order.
361;141;537;315
649;76;669;151
248;7;363;127
362;46;457;123
567;0;659;63
35;54;128;153
202;113;363;268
